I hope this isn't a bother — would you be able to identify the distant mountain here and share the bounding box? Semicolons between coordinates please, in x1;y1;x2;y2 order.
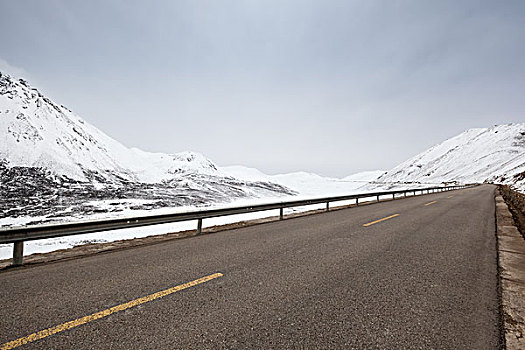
220;166;384;197
0;72;294;225
342;170;385;182
375;124;525;191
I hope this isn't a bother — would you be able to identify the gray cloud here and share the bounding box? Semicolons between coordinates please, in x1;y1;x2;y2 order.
1;0;524;177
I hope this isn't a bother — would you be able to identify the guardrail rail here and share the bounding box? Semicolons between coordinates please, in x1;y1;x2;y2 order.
0;185;473;266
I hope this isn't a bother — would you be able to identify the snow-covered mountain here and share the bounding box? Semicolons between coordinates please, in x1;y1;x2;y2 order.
1;73;222;183
0;72;294;224
376;124;525;191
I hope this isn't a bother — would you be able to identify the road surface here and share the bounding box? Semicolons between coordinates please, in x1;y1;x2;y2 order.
0;185;501;349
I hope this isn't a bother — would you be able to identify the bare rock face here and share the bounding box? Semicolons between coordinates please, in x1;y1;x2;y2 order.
0;73;295;226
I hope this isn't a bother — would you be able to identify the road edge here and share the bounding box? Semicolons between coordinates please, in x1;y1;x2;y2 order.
496;191;525;348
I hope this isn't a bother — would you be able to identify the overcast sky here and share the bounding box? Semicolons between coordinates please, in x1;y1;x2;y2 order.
1;0;524;177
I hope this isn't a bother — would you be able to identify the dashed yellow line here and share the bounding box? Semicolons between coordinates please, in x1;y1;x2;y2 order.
363;214;399;227
0;273;223;350
424;201;437;206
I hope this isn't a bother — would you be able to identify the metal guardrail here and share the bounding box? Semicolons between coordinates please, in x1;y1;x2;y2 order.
0;185;472;266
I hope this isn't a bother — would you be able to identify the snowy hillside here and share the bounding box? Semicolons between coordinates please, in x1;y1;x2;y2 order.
0;72;294;225
376;124;525;191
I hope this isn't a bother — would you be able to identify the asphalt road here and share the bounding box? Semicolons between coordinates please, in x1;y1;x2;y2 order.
0;185;501;349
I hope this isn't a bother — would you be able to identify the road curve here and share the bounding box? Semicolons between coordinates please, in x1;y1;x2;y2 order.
0;185;501;349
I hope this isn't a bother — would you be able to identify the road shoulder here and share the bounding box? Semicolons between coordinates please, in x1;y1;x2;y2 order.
496;192;525;348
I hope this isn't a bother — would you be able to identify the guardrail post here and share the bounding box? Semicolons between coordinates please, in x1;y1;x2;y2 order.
197;218;203;234
326;202;329;212
377;195;380;202
13;241;23;266
404;192;407;197
356;198;359;206
279;208;284;220
392;193;395;200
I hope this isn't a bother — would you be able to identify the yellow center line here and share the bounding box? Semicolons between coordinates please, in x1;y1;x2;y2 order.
363;214;399;227
447;195;453;198
424;201;437;206
0;272;223;350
